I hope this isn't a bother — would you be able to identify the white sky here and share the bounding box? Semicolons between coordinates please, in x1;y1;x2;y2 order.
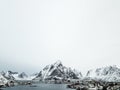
0;0;120;75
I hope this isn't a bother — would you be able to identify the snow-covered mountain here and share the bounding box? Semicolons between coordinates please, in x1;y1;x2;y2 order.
2;71;36;81
35;60;82;81
86;65;120;82
15;72;37;80
0;73;8;86
4;71;18;80
12;72;29;80
1;62;120;83
18;72;28;78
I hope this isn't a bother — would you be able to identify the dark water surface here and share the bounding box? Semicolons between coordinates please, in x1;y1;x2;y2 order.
4;84;73;90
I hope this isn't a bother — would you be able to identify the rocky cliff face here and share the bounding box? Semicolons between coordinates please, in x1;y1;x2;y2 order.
35;60;82;81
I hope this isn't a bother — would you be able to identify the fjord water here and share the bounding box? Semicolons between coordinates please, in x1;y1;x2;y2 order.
4;84;72;90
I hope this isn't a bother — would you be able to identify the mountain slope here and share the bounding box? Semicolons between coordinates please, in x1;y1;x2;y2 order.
0;73;8;86
35;60;82;81
86;65;120;82
4;71;18;80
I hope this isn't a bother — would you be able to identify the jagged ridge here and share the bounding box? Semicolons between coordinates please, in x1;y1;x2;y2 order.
86;65;120;82
35;60;82;81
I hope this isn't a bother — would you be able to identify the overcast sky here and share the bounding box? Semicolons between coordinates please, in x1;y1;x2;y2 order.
0;0;120;75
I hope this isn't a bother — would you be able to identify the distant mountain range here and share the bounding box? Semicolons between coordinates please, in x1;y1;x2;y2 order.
0;60;120;85
0;71;37;81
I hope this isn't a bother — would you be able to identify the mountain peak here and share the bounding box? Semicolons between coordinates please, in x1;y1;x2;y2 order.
53;60;63;66
18;72;28;78
35;60;82;81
